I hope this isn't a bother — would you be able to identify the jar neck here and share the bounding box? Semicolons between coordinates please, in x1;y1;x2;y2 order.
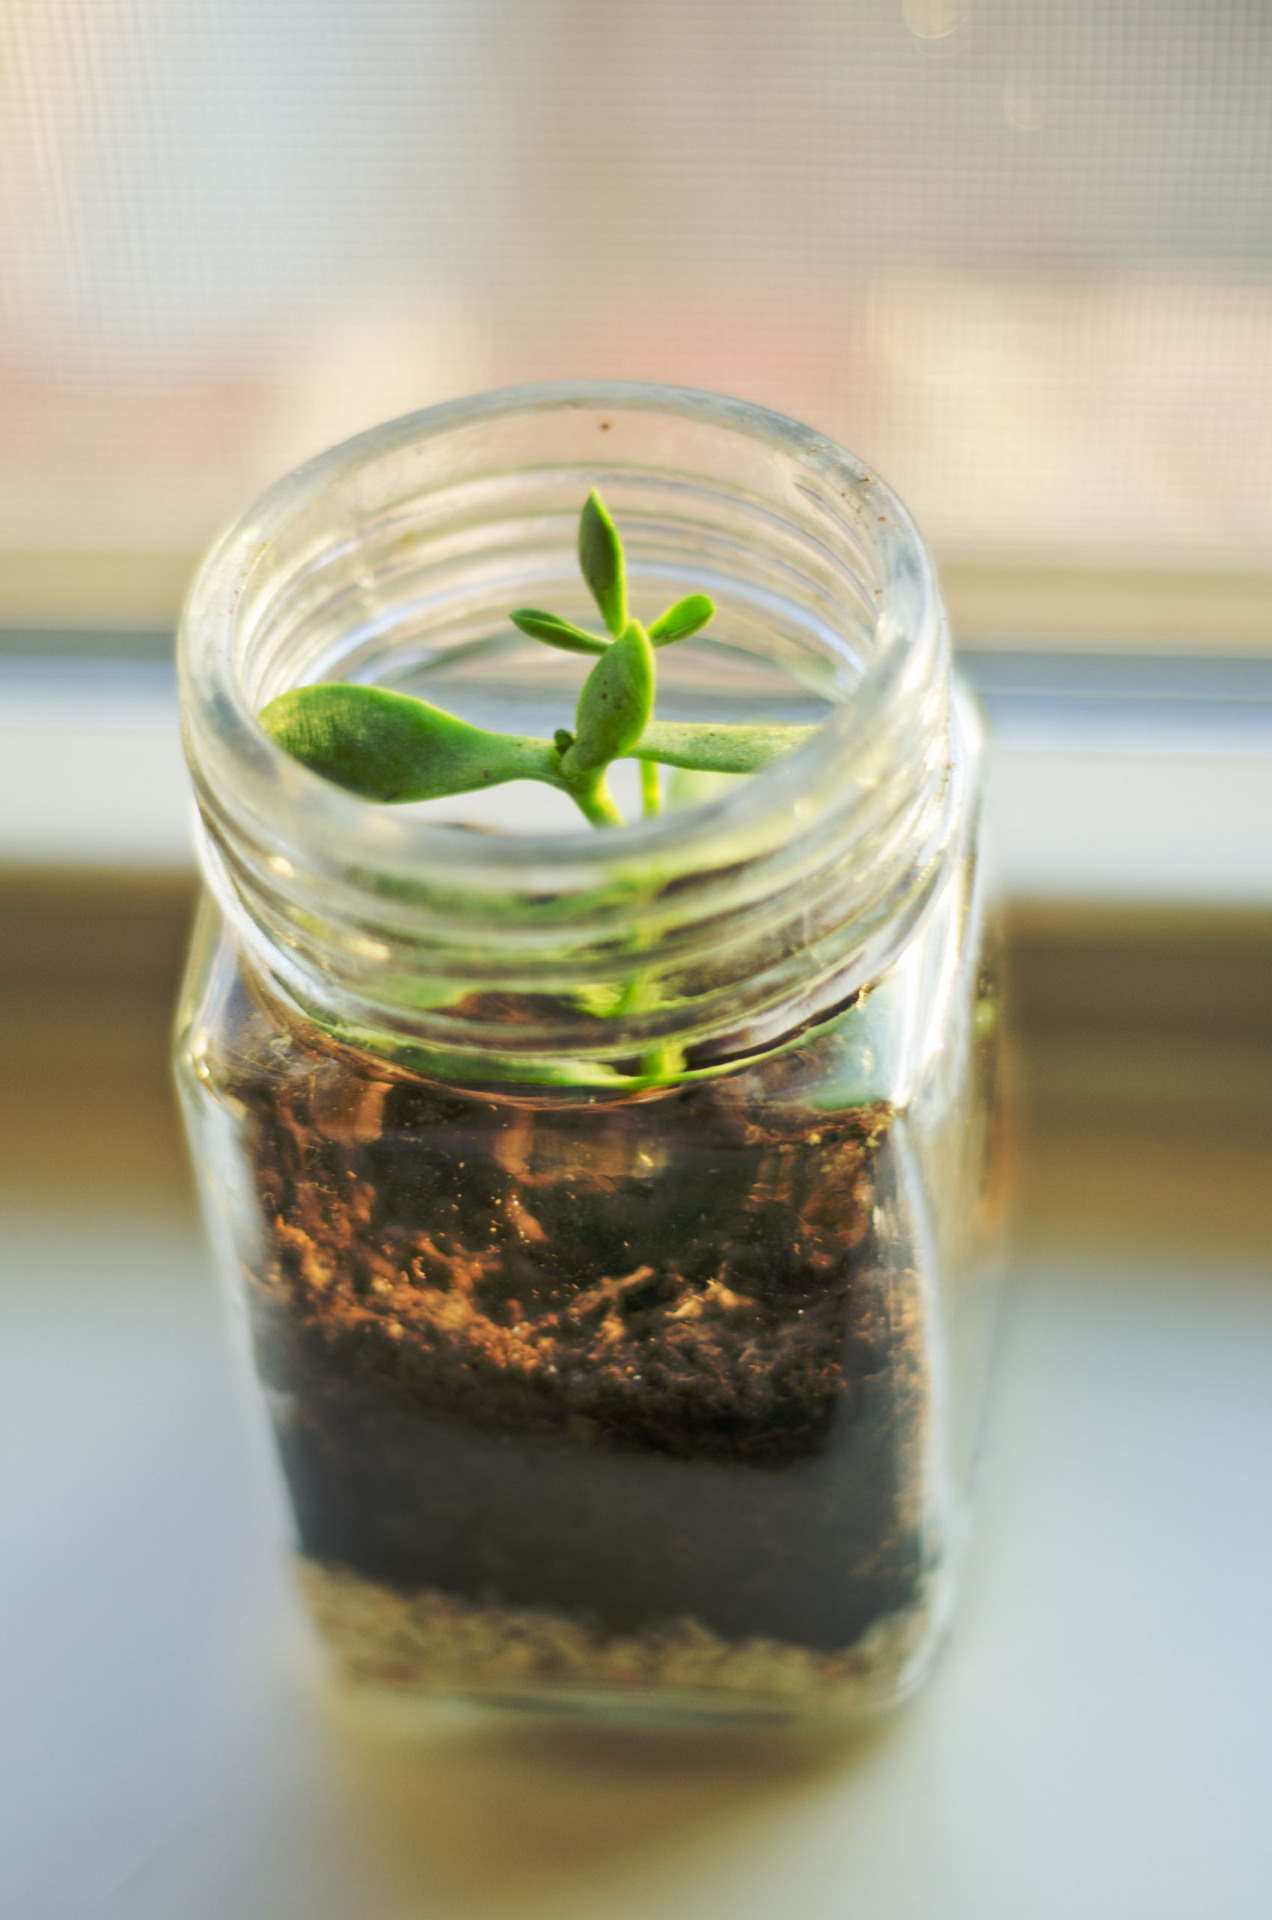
180;383;962;1088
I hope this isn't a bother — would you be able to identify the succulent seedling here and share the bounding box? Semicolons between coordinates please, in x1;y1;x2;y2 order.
260;490;814;828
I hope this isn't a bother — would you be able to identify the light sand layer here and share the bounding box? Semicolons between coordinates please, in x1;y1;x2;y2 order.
298;1558;929;1712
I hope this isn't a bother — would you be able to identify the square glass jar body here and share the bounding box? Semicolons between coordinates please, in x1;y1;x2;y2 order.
176;797;996;1725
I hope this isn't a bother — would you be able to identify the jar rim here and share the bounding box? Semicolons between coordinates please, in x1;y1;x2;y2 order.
178;380;961;1076
180;380;940;877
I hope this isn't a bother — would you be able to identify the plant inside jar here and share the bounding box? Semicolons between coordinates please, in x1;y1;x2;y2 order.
243;495;933;1715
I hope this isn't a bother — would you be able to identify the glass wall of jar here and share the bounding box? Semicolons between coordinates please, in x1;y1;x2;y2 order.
175;384;1000;1724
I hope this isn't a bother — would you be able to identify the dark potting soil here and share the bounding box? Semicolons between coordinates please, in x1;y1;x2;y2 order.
237;1032;930;1655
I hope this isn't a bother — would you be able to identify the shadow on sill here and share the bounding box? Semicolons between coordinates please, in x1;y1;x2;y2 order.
1;872;1269;1253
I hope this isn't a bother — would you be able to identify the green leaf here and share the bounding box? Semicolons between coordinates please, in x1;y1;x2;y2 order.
578;489;627;638
561;621;655;776
632;719;816;775
649;593;715;646
258;683;556;802
510;608;608;656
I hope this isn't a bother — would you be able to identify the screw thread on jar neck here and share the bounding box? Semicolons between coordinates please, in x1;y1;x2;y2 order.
181;383;965;1082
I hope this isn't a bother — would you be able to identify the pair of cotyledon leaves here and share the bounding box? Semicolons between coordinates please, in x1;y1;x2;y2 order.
259;491;810;823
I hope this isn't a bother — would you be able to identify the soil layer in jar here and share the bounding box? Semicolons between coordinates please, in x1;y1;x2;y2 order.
236;1026;931;1664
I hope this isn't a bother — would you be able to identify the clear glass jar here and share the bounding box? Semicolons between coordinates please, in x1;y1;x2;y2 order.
175;383;999;1725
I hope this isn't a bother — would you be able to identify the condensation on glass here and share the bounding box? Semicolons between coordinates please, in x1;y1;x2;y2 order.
175;385;1002;1724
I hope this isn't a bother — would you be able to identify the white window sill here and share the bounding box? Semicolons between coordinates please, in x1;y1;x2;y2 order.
2;1198;1269;1920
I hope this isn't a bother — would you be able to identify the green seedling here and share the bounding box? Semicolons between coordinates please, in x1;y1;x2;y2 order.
259;489;815;828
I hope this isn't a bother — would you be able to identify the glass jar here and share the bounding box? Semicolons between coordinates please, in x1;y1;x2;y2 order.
175;382;999;1725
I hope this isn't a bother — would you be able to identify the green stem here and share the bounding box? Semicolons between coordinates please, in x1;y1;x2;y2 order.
639;759;662;818
567;774;625;828
639;1040;685;1080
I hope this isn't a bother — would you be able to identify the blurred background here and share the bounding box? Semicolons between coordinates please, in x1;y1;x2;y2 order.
3;0;1269;1183
2;5;1270;1916
3;0;1271;568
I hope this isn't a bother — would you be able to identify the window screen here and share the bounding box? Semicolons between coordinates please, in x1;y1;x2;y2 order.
3;0;1269;619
